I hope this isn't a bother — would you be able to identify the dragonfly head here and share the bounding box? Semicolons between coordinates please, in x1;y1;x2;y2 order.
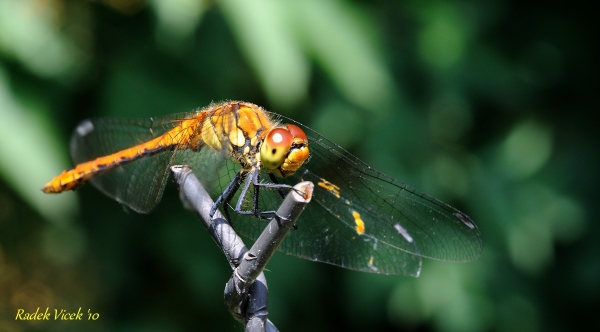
260;124;310;177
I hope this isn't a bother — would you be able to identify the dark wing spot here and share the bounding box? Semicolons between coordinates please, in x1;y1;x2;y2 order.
454;212;475;229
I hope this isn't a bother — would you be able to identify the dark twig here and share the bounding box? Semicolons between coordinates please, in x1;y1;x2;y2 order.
170;165;313;331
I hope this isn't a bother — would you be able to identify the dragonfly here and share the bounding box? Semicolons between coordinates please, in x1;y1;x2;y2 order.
43;101;482;276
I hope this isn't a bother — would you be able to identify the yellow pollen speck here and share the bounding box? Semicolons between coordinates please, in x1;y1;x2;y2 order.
352;211;365;235
367;256;377;272
318;178;341;198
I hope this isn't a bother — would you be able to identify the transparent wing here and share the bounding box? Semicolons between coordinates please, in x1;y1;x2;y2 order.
69;111;227;213
69;107;482;276
226;112;482;275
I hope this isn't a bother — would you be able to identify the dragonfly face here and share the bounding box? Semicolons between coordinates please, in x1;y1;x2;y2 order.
42;101;483;276
260;124;310;177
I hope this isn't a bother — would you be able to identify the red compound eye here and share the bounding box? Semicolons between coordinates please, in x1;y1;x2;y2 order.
266;127;293;148
261;127;294;170
286;124;307;140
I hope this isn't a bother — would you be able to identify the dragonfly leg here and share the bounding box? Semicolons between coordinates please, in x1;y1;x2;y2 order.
221;180;243;223
211;171;246;221
232;168;293;219
248;170;290;221
268;173;298;229
268;173;287;199
233;168;269;217
259;173;305;198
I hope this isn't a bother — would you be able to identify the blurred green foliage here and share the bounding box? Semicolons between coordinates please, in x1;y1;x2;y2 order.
0;0;597;331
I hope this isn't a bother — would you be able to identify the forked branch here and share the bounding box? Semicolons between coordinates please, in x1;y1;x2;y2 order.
171;165;313;331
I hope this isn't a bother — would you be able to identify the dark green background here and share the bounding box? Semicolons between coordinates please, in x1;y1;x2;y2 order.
0;1;597;331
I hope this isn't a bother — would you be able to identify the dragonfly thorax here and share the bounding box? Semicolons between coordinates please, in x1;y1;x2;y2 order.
196;102;309;177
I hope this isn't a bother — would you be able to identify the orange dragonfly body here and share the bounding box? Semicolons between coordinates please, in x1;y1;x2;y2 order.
43;101;482;276
43;102;309;213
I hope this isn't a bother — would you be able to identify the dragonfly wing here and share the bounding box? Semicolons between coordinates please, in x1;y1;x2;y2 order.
290;168;424;275
299;122;483;260
221;165;422;275
253;113;483;275
178;145;234;198
69;112;200;213
301;135;483;261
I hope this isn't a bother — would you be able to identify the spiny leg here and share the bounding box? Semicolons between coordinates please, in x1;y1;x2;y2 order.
211;170;246;221
268;173;299;230
268;173;287;200
234;168;273;217
233;168;295;219
222;171;249;223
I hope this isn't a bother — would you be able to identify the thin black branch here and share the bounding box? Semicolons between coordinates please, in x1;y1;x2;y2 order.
171;165;246;269
170;165;313;332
